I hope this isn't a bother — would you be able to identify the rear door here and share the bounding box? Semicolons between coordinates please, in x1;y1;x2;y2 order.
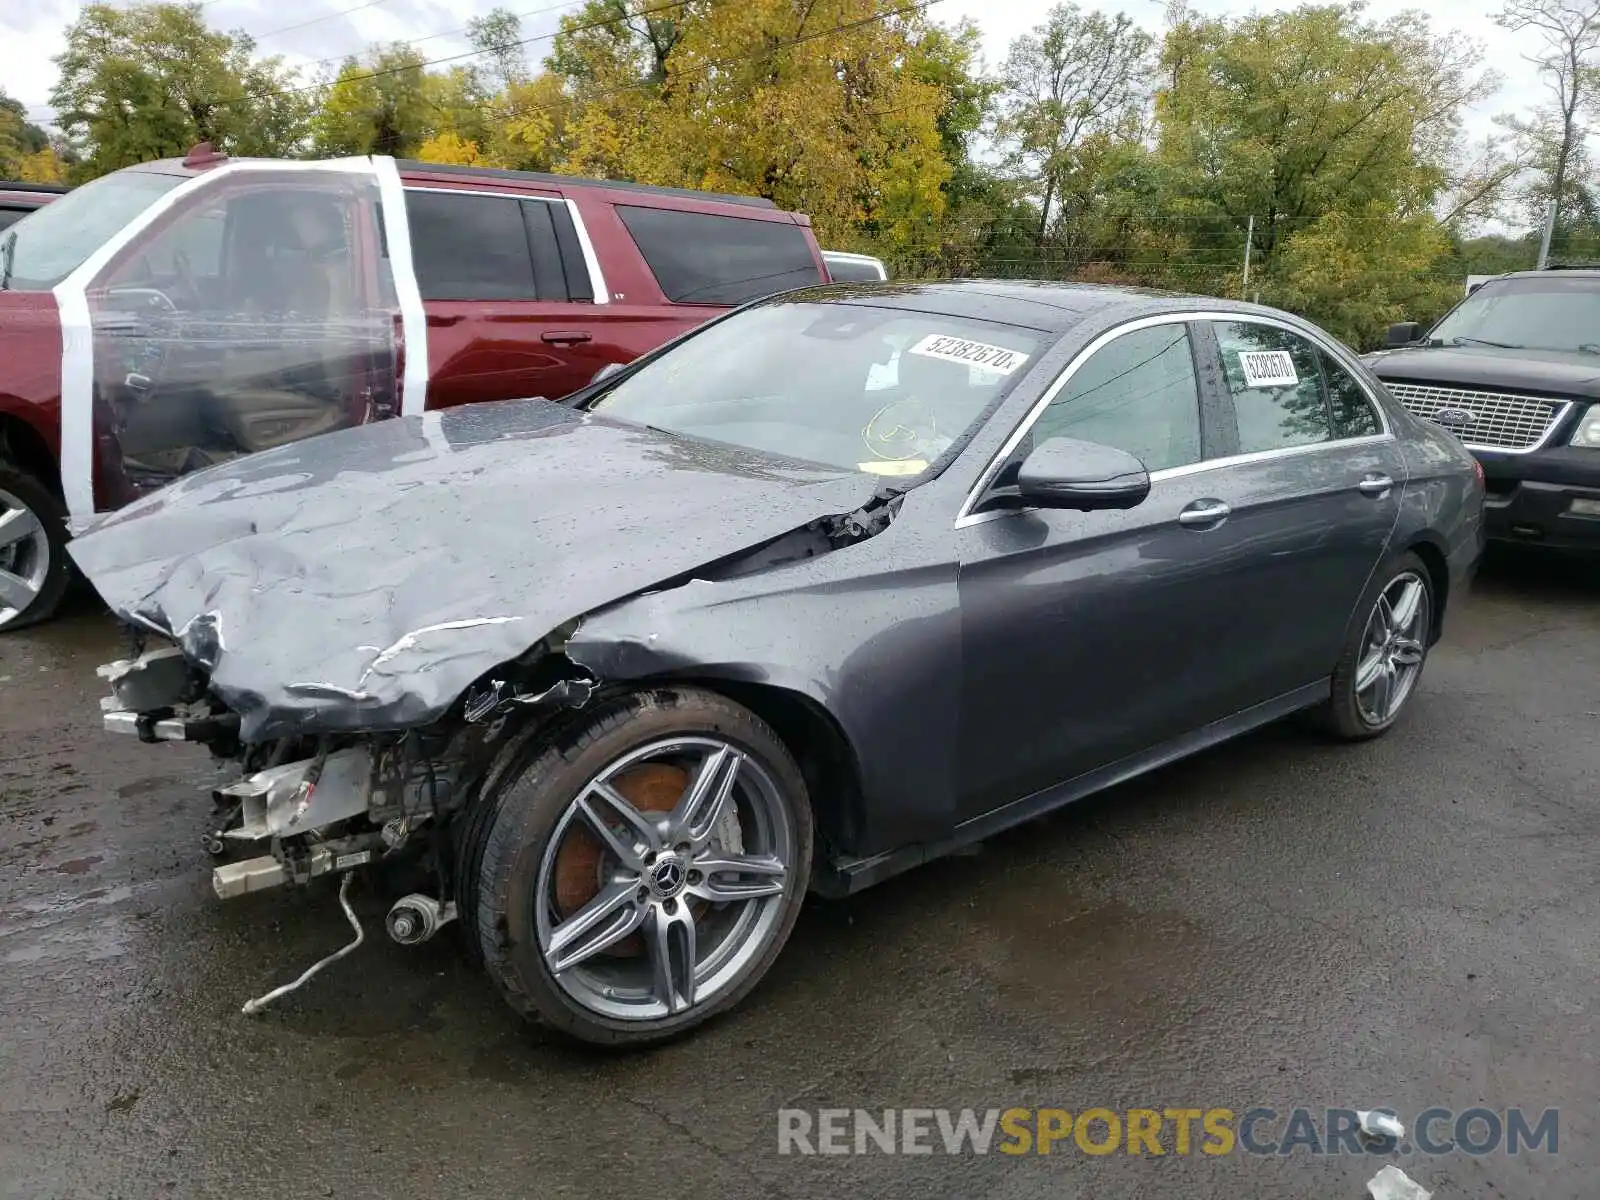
1182;316;1407;710
405;186;605;406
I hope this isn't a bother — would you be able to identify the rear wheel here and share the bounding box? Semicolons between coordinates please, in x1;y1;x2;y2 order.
0;464;71;633
469;687;812;1046
1320;552;1434;740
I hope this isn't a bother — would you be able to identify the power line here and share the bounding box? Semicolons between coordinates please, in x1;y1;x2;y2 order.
283;0;584;79
245;0;697;98
253;0;402;42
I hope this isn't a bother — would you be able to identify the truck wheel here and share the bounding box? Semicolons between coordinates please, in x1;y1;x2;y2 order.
0;463;71;633
468;687;813;1046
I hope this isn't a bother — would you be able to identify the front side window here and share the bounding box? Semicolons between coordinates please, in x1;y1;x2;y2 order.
616;205;823;305
1428;276;1600;354
88;172;396;500
590;301;1040;477
1213;322;1332;453
3;168;186;291
1029;323;1202;472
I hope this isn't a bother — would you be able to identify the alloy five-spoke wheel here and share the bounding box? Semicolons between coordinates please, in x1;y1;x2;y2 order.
1321;551;1436;741
1354;571;1430;728
536;737;795;1020
468;688;812;1045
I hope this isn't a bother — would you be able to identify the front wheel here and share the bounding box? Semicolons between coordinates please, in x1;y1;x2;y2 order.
468;687;813;1046
0;464;72;634
1320;552;1434;740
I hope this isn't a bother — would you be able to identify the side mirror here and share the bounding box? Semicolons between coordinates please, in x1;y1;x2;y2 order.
1385;321;1422;348
1016;437;1151;511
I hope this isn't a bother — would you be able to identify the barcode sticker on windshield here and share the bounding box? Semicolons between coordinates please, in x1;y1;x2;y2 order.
908;334;1030;376
1238;350;1298;388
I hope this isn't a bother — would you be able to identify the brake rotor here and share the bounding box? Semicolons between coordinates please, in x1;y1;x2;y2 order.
554;763;688;959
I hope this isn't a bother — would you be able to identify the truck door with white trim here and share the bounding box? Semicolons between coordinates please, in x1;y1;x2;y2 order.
84;165;401;509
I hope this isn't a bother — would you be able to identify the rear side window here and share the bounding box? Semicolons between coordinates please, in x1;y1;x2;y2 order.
1212;322;1332;453
1320;350;1383;438
403;191;594;302
406;190;536;300
616;205;822;305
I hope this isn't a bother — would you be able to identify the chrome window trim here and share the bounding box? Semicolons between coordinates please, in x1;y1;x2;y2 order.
399;185;608;305
953;309;1395;530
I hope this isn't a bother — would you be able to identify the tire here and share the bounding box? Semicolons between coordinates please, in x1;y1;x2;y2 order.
1318;551;1435;741
0;462;72;634
467;686;813;1047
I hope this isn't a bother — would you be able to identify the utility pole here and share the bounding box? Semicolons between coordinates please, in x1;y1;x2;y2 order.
1242;215;1254;297
1536;197;1556;269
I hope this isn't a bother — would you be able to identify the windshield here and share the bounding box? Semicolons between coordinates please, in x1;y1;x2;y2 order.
2;169;186;291
590;300;1043;477
1428;276;1600;354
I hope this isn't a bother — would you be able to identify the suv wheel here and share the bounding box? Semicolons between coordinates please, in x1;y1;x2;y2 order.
0;464;71;633
468;687;813;1046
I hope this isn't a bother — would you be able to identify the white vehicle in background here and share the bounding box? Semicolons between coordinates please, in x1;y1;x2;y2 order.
822;250;888;282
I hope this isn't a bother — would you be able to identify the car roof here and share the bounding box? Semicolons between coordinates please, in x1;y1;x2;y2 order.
790;279;1236;335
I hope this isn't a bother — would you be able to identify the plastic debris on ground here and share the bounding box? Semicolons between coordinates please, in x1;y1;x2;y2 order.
1367;1164;1432;1200
1357;1110;1407;1141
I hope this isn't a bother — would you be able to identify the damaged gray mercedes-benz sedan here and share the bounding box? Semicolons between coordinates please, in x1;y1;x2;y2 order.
71;281;1484;1045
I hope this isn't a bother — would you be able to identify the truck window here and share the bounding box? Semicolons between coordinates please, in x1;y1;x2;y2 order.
615;205;822;305
406;190;539;301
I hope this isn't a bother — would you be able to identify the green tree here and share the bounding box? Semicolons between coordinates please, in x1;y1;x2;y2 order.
1496;0;1600;246
0;91;51;178
996;2;1154;247
1153;2;1495;338
468;7;531;92
311;45;433;158
50;2;310;179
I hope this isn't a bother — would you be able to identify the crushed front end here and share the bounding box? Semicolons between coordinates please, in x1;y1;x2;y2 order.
96;623;593;911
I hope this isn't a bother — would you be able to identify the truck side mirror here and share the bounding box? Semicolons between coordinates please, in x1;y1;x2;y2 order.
1385;322;1422;348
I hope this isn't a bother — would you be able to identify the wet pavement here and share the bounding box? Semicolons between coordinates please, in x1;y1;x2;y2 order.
1;549;1597;1200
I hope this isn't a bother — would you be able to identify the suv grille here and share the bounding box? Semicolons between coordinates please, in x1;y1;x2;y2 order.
1383;383;1571;451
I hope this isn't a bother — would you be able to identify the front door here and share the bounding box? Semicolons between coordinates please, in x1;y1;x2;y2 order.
956;319;1247;819
86;165;397;509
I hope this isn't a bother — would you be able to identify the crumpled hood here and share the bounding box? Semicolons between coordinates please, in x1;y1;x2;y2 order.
69;399;870;741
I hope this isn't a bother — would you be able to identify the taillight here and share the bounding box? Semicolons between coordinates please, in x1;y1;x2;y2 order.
1472;458;1485;489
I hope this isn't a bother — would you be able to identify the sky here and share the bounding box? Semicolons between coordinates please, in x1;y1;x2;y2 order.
2;0;1555;164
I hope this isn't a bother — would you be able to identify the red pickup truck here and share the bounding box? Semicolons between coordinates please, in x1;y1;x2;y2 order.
0;147;828;631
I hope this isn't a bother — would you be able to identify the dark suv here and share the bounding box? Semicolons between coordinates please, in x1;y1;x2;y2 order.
1367;267;1600;553
0;147;826;631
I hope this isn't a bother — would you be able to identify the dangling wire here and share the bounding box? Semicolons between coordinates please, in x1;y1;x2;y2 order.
241;873;364;1015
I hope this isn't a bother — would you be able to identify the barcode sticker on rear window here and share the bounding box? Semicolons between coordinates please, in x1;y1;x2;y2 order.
908;334;1030;376
1238;350;1298;388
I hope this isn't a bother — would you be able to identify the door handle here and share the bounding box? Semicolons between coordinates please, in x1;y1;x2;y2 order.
542;330;593;345
1177;499;1231;529
1357;474;1395;497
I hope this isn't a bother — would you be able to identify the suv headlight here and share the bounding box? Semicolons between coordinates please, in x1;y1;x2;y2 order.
1572;405;1600;448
